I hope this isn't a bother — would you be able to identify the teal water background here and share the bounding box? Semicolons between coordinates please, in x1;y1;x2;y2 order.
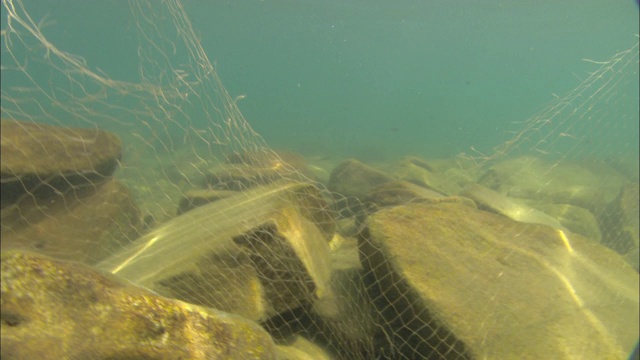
2;0;638;160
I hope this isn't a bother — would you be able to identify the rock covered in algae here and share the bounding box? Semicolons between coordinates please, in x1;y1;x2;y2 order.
0;119;122;205
1;250;277;360
360;202;639;360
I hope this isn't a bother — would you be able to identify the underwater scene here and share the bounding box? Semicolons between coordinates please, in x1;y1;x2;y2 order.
1;1;639;359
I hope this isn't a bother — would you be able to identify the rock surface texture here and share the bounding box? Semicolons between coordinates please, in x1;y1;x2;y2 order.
360;202;639;360
1;250;277;360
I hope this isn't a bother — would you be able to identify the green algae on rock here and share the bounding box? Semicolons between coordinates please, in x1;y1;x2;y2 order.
360;202;639;360
1;250;277;360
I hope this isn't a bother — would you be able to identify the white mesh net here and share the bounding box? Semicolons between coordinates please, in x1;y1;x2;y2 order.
1;1;638;359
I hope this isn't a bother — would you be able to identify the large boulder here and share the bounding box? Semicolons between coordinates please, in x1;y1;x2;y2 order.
1;250;277;360
360;202;639;359
0;120;122;206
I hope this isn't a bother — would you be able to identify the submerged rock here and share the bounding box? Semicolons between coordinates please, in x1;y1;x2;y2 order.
328;159;394;200
367;180;476;210
1;179;140;265
532;202;602;243
1;250;277;360
310;234;379;359
462;183;564;229
477;156;626;213
366;180;446;207
390;156;471;196
361;202;639;359
328;159;395;218
0;119;122;206
97;181;335;323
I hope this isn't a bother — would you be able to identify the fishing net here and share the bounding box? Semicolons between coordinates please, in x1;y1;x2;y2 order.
1;0;638;359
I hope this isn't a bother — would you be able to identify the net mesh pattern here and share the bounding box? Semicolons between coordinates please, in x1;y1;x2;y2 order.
1;1;638;359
